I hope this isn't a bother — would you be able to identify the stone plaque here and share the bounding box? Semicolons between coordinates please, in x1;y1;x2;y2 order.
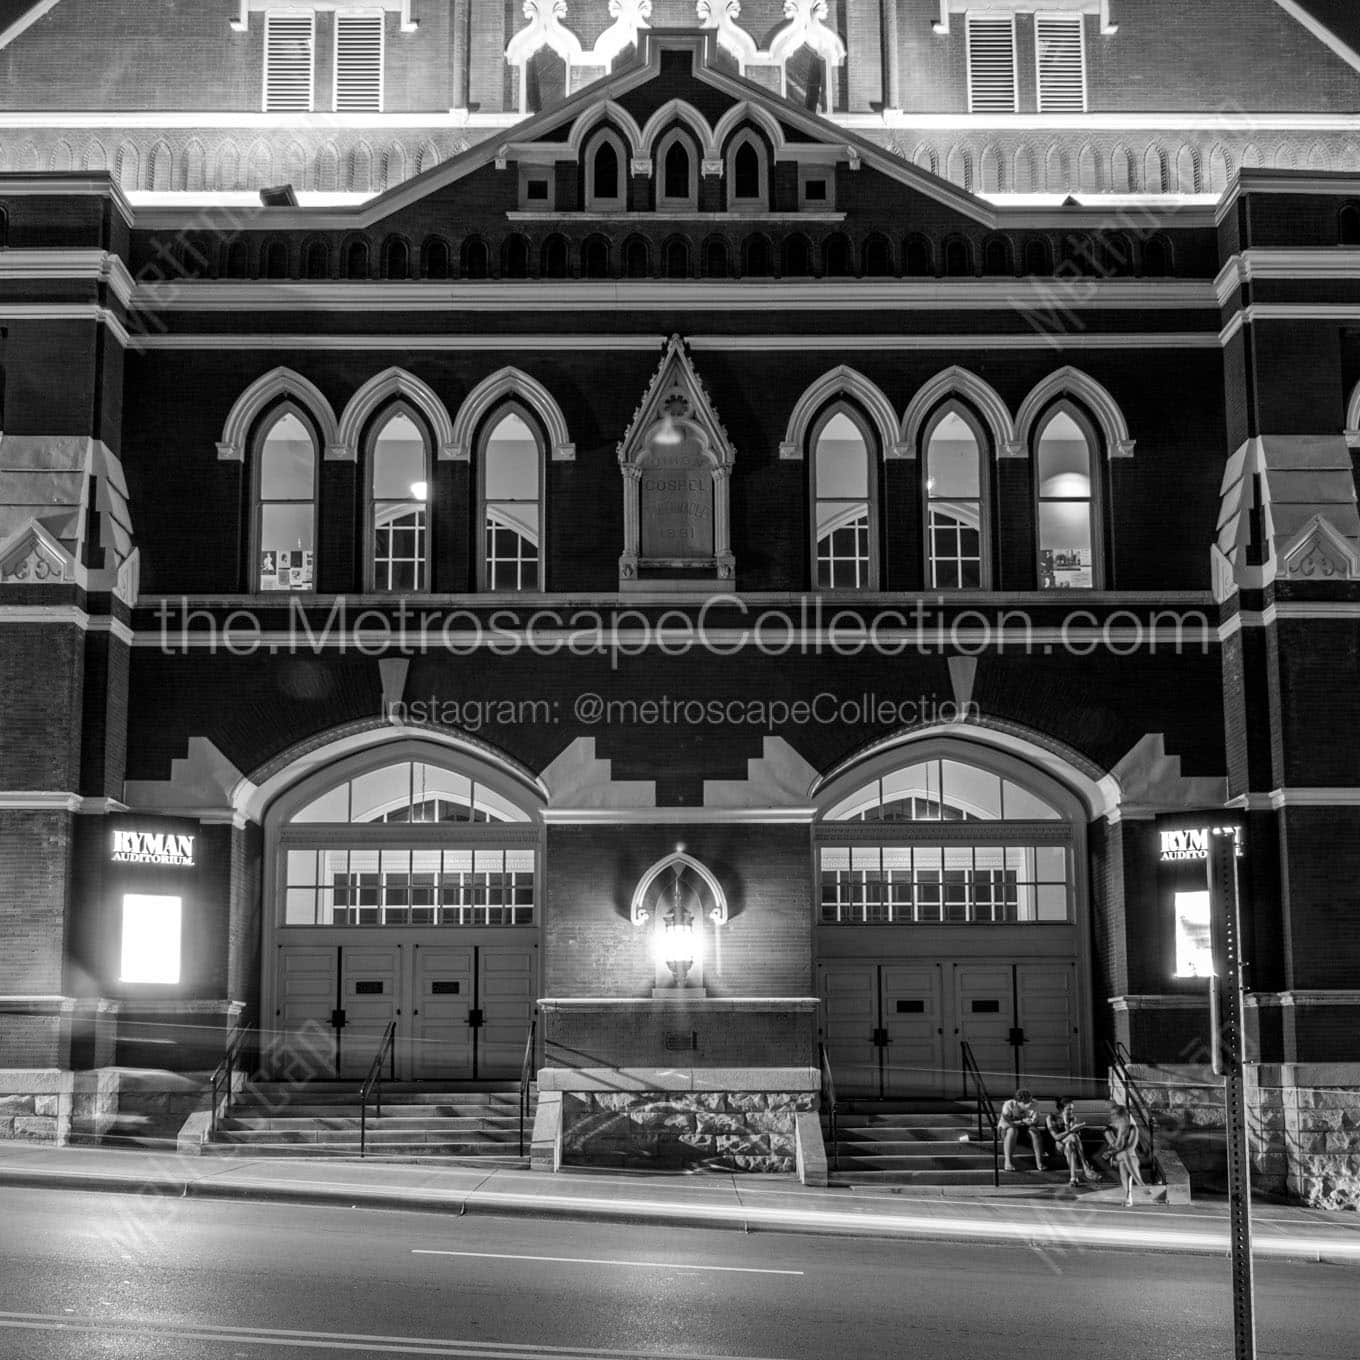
639;439;713;559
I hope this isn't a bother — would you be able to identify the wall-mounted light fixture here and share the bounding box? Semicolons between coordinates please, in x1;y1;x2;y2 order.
630;850;727;998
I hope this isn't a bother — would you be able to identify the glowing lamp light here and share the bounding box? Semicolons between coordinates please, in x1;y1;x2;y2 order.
653;863;701;987
410;481;429;501
120;894;182;984
653;413;683;447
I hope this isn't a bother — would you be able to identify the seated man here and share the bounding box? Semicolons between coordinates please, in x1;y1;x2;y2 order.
999;1088;1046;1171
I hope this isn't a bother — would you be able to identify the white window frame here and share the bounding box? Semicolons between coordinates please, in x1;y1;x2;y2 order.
965;12;1018;115
810;403;879;592
1035;11;1087;114
923;402;991;591
478;401;545;594
655;128;700;213
725;129;769;213
263;9;317;114
584;129;628;213
334;9;385;114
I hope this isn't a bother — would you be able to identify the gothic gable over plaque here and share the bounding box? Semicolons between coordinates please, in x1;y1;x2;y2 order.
617;335;735;590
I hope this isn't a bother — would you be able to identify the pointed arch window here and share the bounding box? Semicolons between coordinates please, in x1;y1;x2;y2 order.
479;407;543;592
585;129;628;211
726;130;768;212
1035;405;1100;589
369;408;430;592
813;406;877;590
254;406;317;592
925;406;988;590
656;129;698;211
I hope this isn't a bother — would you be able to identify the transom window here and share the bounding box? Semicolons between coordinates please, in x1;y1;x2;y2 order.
824;758;1061;822
813;407;877;590
480;409;542;592
925;407;986;590
255;407;317;592
370;410;429;592
291;760;530;823
1035;406;1098;589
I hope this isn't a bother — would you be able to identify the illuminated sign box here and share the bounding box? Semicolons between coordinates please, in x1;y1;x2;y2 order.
120;894;182;984
111;829;196;867
1157;815;1246;980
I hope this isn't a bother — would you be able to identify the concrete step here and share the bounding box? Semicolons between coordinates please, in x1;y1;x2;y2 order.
201;1141;528;1160
223;1102;523;1120
831;1142;999;1161
219;1115;525;1133
834;1124;977;1141
213;1127;522;1147
231;1091;524;1111
832;1168;1078;1186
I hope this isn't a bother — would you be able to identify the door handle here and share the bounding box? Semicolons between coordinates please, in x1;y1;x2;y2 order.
330;1009;346;1030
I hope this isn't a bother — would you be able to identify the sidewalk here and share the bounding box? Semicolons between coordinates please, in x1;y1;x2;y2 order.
2;1141;1357;1265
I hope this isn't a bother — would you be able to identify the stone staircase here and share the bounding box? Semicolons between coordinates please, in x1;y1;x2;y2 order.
825;1097;1160;1193
204;1082;535;1163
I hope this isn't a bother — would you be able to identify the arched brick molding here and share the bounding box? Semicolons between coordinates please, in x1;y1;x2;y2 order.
779;366;904;460
335;368;456;462
1015;367;1134;460
450;367;574;463
217;368;340;463
901;367;1019;460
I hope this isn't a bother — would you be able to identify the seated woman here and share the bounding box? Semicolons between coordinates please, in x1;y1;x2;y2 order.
1046;1095;1100;1187
1104;1103;1146;1206
999;1088;1046;1172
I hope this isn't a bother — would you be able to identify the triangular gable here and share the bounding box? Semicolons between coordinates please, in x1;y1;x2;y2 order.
0;1;61;53
1274;1;1360;75
617;334;733;470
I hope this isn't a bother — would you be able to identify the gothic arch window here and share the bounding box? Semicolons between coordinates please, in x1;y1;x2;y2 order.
623;233;650;278
382;236;410;280
461;235;489;280
503;233;530;279
478;404;544;592
1023;236;1053;276
656;128;699;211
862;233;893;277
368;405;431;592
781;233;813;277
261;238;289;279
662;235;690;279
541;233;569;279
421;236;451;280
1141;234;1173;277
702;235;729;279
585;129;628;211
302;238;329;280
823;232;854;278
741;232;772;277
582;233;610;278
943;235;974;276
343;236;370;279
726;129;769;212
811;403;878;590
253;404;318;593
225;238;251;277
1034;403;1102;590
924;404;989;590
904;233;933;277
982;235;1014;276
1341;203;1360;246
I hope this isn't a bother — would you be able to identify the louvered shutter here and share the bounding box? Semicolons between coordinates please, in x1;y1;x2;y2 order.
336;13;384;113
264;12;315;113
1036;13;1087;113
966;14;1017;115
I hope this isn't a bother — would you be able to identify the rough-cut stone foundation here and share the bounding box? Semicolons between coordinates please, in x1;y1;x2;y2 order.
0;1068;207;1146
1128;1063;1360;1210
562;1089;813;1173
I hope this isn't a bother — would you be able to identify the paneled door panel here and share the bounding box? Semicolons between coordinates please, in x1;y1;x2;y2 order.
274;946;339;1080
1015;961;1078;1090
410;944;475;1080
881;964;946;1097
819;963;879;1098
953;963;1017;1091
337;945;401;1080
476;946;537;1078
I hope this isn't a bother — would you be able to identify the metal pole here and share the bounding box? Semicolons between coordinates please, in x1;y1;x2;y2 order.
1208;829;1256;1360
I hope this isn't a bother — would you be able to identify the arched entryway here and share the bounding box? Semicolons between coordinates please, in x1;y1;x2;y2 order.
260;737;542;1081
813;735;1094;1099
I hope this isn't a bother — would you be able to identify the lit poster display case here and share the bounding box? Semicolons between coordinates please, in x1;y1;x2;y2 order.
1155;813;1246;979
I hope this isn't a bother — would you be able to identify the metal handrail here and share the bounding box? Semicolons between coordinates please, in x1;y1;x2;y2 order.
818;1041;839;1173
959;1041;1001;1188
1106;1039;1159;1182
358;1021;397;1159
209;1012;253;1140
518;1010;538;1157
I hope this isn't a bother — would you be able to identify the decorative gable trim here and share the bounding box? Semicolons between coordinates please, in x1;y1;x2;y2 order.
1278;513;1360;582
779;366;904;460
768;1;847;68
450;367;575;463
217;367;341;462
335;367;456;462
0;519;82;587
901;366;1020;459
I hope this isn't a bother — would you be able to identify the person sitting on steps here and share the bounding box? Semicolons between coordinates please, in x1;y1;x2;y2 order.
1105;1103;1146;1206
999;1088;1046;1172
1046;1095;1101;1187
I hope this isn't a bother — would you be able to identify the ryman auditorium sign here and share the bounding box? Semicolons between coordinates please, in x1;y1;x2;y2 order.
111;829;196;867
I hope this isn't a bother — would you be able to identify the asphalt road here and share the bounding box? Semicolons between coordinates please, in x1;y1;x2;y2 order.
0;1187;1353;1359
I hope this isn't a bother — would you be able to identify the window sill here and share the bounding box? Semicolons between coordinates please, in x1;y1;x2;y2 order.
505;211;847;223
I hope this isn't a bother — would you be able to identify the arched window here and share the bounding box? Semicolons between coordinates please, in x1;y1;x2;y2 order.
924;406;987;590
0;205;7;249
904;233;933;277
461;235;489;280
254;406;318;592
502;233;530;279
982;235;1013;276
662;235;690;279
823;232;854;277
623;233;649;278
344;237;370;279
741;233;772;277
541;233;569;279
382;236;410;280
262;239;289;279
585;129;628;211
1022;236;1053;276
1142;234;1173;277
812;406;877;590
303;239;329;280
726;129;768;211
225;239;251;277
657;129;698;211
479;406;543;592
1034;405;1099;589
944;235;974;276
702;235;729;279
781;233;812;277
1341;203;1360;246
421;236;451;280
369;408;430;592
582;233;610;278
862;233;893;277
290;758;533;827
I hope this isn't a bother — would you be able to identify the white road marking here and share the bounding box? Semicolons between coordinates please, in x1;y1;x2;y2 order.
412;1249;803;1276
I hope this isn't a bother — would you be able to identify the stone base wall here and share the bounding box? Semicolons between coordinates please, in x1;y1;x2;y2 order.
1128;1063;1360;1211
562;1090;813;1173
0;1068;206;1146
